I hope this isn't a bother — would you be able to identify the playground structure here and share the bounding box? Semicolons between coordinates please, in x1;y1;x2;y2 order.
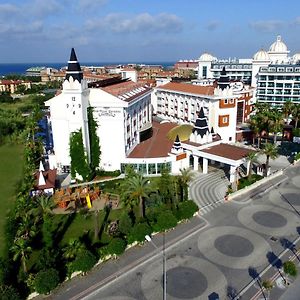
53;185;120;211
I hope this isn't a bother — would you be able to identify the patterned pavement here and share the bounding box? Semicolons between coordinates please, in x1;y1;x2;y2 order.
189;169;229;215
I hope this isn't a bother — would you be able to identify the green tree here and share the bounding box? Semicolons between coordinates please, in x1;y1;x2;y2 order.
246;151;257;180
63;239;86;261
282;100;294;123
283;261;297;277
69;129;91;180
10;237;32;273
70;250;97;274
107;238;127;256
88;108;100;172
34;268;60;294
155;210;177;231
16;212;37;241
118;211;133;235
178;168;195;201
128;223;152;244
0;284;20;300
157;167;174;206
292;103;300;128
121;174;152;218
261;143;278;175
269;109;284;143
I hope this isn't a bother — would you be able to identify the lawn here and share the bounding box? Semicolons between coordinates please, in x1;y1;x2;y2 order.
52;208;123;247
0;143;24;257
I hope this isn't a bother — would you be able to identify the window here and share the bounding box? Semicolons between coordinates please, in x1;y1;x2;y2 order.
224;99;228;104
229;99;234;104
202;66;207;78
223;116;228;123
72;97;75;101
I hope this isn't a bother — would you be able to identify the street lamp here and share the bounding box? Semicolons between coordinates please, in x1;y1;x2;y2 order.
145;234;167;300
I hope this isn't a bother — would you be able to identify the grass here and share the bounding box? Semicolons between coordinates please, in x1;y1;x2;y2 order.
52;208;123;247
0;143;24;257
238;174;263;190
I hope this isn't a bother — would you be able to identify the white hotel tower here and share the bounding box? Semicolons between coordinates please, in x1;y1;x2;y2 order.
45;49;152;172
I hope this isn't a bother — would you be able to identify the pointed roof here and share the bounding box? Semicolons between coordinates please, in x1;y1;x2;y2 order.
38;171;46;186
65;48;83;83
39;161;44;172
217;66;230;90
172;134;182;151
192;107;210;137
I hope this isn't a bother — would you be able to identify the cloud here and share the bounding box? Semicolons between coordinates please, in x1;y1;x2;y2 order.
249;20;284;33
30;0;62;17
292;16;300;25
205;21;220;31
86;12;183;34
78;0;107;9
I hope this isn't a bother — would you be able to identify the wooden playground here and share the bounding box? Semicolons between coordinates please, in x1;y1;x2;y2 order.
53;185;120;213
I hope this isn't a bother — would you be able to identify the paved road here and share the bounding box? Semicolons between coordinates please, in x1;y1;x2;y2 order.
42;162;300;300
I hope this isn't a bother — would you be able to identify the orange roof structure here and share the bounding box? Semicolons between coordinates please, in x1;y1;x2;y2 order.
201;143;254;161
157;82;215;96
128;121;177;158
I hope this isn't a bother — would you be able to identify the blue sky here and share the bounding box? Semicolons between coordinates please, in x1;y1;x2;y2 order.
0;0;300;63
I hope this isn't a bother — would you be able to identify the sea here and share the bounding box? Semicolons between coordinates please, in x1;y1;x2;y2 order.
0;62;175;76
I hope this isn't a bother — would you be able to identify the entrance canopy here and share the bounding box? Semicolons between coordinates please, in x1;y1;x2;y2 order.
198;143;253;167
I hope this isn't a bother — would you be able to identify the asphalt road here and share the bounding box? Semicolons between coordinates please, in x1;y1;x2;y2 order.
44;162;300;300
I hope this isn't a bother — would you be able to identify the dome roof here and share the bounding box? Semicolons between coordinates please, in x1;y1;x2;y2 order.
253;49;270;61
199;52;215;61
293;53;300;62
269;35;288;53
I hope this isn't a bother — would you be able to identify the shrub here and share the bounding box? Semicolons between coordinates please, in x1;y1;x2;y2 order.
34;268;60;295
107;238;127;256
128;223;152;244
0;285;20;300
153;210;177;232
118;212;132;235
283;261;297;277
70;250;97;274
176;201;198;220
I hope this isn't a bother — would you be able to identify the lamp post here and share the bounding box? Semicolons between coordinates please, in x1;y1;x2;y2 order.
145;234;167;300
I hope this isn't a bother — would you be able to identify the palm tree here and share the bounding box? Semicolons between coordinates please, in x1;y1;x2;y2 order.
292;103;300;128
246;151;257;180
121;173;152;218
31;195;55;220
179;168;195;201
282;100;294;124
16;213;37;241
261;143;278;176
269;109;284;143
10;238;32;273
250;115;263;148
63;238;86;260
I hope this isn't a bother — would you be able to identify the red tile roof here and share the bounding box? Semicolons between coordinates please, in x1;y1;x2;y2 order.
157;82;215;96
128;121;177;158
102;81;151;102
201;143;254;161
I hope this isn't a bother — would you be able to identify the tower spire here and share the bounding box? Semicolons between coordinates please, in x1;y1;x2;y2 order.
65;48;83;83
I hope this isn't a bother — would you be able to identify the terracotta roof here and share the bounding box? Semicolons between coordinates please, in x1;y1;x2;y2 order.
128;121;177;158
157;82;215;96
34;169;57;190
102;81;151;102
201;143;254;161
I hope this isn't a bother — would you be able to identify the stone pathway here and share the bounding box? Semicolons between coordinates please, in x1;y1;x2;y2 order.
189;169;229;215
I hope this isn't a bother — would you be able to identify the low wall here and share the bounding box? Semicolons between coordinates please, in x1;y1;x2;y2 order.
228;169;283;201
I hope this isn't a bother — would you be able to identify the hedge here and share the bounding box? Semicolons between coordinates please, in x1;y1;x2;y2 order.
34;268;60;295
107;238;127;256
